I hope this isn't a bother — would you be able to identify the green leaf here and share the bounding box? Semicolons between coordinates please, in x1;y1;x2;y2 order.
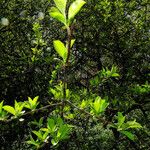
66;39;76;48
26;96;39;110
57;125;70;140
66;89;70;99
117;112;125;128
49;7;66;25
3;105;16;116
47;118;56;132
32;130;43;141
56;117;63;126
112;73;120;77
14;101;24;113
0;101;4;113
80;100;88;109
68;0;86;24
91;97;109;115
26;140;39;147
120;131;135;141
40;128;49;132
51;139;59;146
53;40;67;62
126;120;142;129
33;96;39;104
54;0;67;15
28;97;33;105
71;39;76;47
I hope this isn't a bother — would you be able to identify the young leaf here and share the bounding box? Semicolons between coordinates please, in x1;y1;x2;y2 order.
54;0;67;16
26;135;40;147
33;96;39;104
49;7;66;25
80;100;88;109
57;125;71;140
53;40;67;62
126;120;142;129
68;0;86;24
71;39;76;47
0;101;4;113
3;105;16;116
120;131;135;141
56;117;63;126
26;140;39;147
91;97;109;115
66;39;76;48
47;118;56;132
111;73;120;77
32;130;43;141
51;139;59;146
117;112;125;128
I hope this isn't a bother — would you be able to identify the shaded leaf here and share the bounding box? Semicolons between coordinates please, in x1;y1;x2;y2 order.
120;131;135;141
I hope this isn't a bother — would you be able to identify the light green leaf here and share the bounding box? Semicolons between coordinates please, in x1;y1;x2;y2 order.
117;112;125;128
80;100;87;109
40;128;49;132
112;73;120;77
120;131;135;141
33;96;39;104
51;139;59;146
54;0;67;15
68;0;86;24
28;97;33;105
71;39;76;47
14;101;24;113
47;118;56;132
49;7;66;25
66;39;76;48
53;40;67;62
26;140;39;147
14;100;19;110
32;130;43;140
126;120;142;129
0;101;4;113
57;125;71;140
43;132;49;141
92;97;109;115
66;89;70;99
3;105;16;116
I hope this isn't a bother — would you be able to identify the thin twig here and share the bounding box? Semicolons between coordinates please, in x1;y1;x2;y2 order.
0;102;62;123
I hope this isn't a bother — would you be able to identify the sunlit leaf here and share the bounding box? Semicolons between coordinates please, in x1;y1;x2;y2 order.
54;0;67;15
91;97;109;115
0;101;4;113
68;0;86;24
51;139;59;146
49;7;66;25
53;40;67;62
126;120;142;129
47;118;56;132
33;96;39;104
32;130;43;140
57;125;71;139
117;112;125;128
3;105;16;116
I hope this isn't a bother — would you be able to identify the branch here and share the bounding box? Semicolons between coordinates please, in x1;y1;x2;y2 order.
0;102;62;124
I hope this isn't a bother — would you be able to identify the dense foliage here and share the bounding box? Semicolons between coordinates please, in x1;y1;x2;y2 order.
0;0;149;149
